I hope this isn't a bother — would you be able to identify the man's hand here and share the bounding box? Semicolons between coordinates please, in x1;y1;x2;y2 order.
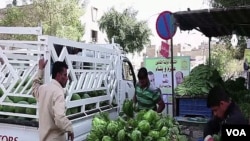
68;132;74;141
39;58;48;70
204;135;214;141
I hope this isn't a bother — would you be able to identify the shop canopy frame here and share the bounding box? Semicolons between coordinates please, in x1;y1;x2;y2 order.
170;6;250;116
173;5;250;65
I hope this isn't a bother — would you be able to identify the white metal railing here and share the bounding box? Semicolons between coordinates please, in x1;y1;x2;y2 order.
0;27;121;121
0;26;42;35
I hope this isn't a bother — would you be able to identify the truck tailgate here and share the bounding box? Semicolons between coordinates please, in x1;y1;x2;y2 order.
0;123;38;141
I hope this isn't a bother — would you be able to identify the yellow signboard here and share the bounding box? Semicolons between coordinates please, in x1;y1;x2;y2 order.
144;56;190;104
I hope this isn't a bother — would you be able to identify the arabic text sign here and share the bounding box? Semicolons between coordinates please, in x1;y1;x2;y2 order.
144;56;190;103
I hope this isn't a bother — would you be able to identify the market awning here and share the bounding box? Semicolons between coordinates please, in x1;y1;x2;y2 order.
173;6;250;38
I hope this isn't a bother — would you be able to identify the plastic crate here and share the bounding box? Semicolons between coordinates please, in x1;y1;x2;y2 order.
197;138;203;141
178;98;212;118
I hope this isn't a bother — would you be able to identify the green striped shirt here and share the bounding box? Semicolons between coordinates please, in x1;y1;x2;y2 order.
135;83;161;111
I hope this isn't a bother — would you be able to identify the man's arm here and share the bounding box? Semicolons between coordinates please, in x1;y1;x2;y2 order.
31;70;43;100
203;118;221;139
133;92;138;111
133;85;138;104
32;58;47;100
157;98;165;113
153;88;165;113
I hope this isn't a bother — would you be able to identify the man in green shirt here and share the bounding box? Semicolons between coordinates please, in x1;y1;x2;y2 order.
133;67;165;113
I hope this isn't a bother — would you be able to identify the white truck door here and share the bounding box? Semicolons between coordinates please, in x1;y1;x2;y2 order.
120;58;136;102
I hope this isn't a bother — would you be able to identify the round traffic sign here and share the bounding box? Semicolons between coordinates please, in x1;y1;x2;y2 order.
156;11;177;40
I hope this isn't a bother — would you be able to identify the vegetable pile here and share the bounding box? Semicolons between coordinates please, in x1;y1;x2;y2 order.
174;64;250;119
0;77;37;118
87;100;188;141
174;64;250;118
175;64;223;96
0;77;112;120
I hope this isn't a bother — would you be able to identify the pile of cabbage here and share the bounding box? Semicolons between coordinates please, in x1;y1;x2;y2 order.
86;109;188;141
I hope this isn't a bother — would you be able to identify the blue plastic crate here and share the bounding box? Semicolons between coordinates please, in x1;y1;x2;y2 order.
178;98;212;118
197;138;203;141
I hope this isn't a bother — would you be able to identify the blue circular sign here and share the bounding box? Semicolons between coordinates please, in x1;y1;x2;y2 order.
156;11;177;40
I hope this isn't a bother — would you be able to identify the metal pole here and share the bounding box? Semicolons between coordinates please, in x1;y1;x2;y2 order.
170;38;175;116
209;37;211;66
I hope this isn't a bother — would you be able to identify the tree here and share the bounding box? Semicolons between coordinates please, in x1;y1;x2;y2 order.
208;0;250;59
208;0;250;7
208;43;243;80
98;7;152;53
0;0;85;41
219;35;247;59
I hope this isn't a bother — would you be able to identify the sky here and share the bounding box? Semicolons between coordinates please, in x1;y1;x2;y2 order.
97;0;212;47
0;1;6;8
0;0;212;47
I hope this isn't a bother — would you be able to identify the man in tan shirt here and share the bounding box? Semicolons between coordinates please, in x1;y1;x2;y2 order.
32;58;74;141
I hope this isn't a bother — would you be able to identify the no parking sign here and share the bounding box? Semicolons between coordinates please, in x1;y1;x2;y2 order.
156;11;177;40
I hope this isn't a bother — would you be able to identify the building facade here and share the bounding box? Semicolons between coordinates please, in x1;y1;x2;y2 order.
79;0;108;44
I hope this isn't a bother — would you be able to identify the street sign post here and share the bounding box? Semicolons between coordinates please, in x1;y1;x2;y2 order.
156;10;177;116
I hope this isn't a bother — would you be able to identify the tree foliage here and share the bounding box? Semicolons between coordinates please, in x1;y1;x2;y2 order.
219;36;247;59
0;0;85;41
208;0;250;59
208;0;250;7
208;43;243;80
98;7;152;53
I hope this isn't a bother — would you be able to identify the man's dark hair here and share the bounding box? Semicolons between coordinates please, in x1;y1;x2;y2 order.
52;61;68;79
137;67;148;79
207;84;230;108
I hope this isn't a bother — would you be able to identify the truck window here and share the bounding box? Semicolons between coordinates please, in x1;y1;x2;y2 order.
122;61;134;81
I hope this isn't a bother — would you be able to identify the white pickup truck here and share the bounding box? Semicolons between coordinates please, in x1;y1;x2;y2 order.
0;27;136;141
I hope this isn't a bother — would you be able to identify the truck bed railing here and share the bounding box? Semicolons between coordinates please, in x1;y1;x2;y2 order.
0;27;121;123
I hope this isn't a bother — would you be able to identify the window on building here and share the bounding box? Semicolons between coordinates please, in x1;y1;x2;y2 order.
91;7;98;22
91;30;98;42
